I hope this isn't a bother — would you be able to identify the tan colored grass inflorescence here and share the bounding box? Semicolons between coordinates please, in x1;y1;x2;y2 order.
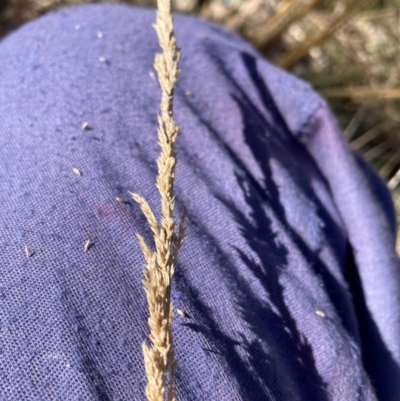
131;0;185;400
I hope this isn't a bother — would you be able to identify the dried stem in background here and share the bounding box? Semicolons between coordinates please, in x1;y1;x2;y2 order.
321;87;400;99
278;0;372;68
251;0;322;51
131;0;185;400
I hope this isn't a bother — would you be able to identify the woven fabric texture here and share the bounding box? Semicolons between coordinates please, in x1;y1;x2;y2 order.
0;4;398;400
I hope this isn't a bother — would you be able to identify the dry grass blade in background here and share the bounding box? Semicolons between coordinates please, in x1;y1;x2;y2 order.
278;0;374;68
131;0;185;399
321;87;400;99
251;0;323;51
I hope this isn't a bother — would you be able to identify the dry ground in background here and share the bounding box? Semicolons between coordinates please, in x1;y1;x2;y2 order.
1;0;400;248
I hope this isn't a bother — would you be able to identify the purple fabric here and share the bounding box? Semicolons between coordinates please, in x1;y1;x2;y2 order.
0;4;398;400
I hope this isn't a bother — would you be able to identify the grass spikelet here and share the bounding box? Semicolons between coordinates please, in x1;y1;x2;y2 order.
131;0;184;399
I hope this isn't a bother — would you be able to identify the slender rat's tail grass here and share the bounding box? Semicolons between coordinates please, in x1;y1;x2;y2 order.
131;0;185;400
